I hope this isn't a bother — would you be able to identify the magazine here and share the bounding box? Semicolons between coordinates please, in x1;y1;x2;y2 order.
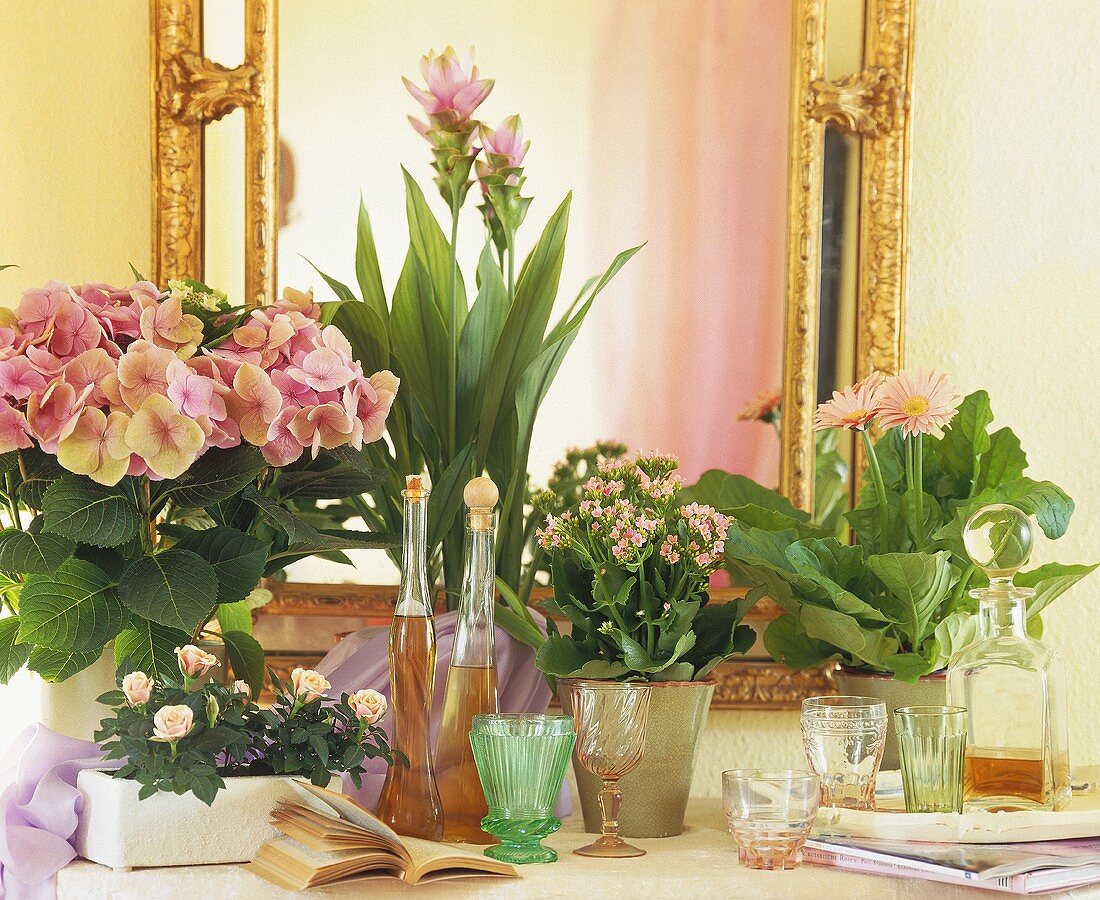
805;836;1100;895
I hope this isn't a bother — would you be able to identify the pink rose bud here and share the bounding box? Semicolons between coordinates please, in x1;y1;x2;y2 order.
152;704;194;743
291;667;330;702
232;679;250;696
348;689;387;725
175;644;220;678
122;671;153;706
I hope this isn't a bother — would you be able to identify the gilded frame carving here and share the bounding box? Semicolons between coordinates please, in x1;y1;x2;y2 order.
150;0;914;709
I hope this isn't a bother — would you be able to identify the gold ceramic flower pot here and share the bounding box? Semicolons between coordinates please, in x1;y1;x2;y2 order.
559;678;715;838
833;665;947;770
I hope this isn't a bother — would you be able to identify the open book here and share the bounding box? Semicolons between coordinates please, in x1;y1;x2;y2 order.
246;782;517;890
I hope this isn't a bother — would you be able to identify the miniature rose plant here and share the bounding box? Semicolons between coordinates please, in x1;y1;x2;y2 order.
0;277;399;688
682;371;1097;681
96;651;403;805
531;451;755;682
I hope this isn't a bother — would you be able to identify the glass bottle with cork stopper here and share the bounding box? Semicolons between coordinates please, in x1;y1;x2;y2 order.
435;476;501;843
375;474;444;839
946;503;1071;812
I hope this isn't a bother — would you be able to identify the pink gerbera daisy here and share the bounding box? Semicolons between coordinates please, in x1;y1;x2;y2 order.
875;370;960;436
813;376;884;431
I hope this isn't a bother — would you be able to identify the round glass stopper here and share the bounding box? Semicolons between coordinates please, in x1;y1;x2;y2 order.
963;503;1033;579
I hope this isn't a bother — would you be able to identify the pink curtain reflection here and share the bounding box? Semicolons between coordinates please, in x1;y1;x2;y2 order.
590;0;790;486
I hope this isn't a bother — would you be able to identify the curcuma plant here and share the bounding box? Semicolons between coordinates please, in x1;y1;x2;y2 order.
308;46;640;604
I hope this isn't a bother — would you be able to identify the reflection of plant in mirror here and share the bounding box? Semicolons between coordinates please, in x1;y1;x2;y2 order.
736;386;848;536
310;47;641;603
687;373;1096;682
531;451;755;682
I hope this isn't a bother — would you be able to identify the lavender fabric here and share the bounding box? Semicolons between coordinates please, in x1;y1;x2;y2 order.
0;724;119;900
317;608;571;816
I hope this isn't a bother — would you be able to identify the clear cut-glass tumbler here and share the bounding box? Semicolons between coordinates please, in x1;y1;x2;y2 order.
801;695;887;810
469;714;575;864
723;770;820;870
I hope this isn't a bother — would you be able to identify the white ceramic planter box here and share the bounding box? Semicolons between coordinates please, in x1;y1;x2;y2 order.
74;769;340;869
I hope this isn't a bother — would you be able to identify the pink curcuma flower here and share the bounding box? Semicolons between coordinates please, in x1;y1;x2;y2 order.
875;370;960;437
125;394;205;479
56;407;131;486
479;113;530;171
404;45;494;133
814;375;884;432
226;363;282;446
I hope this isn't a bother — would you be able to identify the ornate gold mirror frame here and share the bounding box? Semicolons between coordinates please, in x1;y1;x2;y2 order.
149;0;914;709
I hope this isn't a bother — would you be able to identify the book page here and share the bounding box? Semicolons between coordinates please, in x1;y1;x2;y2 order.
292;781;410;862
401;836;516;884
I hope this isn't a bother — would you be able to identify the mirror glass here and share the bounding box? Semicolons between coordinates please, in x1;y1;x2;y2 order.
203;0;864;583
814;0;864;534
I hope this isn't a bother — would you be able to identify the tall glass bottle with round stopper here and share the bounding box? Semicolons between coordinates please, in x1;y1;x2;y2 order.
946;504;1071;812
435;476;501;843
376;475;443;839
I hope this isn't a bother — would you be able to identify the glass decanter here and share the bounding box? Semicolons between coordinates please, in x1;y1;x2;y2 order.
946;504;1071;812
376;475;444;839
435;477;501;843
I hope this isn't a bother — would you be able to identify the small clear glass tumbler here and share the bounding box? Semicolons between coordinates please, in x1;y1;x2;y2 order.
895;706;967;813
722;770;820;870
469;714;576;864
801;695;887;810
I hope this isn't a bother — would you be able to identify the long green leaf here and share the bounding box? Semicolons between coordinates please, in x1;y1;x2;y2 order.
456;244;507;444
331;301;390;380
222;629;265;696
401;167;466;333
427;443;476;553
355;196;391;351
476;194;572;467
391;251;449;438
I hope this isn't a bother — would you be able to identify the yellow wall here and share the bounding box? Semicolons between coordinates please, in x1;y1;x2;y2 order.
907;0;1100;761
0;1;151;289
1;0;1097;777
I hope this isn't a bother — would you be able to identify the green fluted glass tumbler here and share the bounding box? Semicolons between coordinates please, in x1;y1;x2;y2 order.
469;714;576;864
895;706;968;813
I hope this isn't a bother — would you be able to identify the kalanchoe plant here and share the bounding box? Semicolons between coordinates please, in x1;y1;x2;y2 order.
687;371;1097;682
96;649;402;805
0;277;400;688
531;452;755;682
311;46;640;605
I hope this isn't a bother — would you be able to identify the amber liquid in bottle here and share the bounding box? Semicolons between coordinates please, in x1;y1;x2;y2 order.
436;481;500;843
964;749;1047;810
436;664;498;841
376;478;443;840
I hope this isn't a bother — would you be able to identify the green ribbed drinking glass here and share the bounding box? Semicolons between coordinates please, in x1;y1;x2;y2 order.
469;714;575;864
895;706;968;813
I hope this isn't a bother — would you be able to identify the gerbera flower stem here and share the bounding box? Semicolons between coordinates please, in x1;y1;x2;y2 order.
861;429;890;545
913;432;926;548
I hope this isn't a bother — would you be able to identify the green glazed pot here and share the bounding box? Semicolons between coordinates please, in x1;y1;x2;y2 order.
833;665;947;770
559;678;715;838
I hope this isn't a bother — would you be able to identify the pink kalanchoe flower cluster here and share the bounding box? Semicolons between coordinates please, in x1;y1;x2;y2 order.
661;502;731;575
0;281;397;483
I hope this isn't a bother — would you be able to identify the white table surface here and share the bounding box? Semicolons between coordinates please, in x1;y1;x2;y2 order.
57;797;1100;899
